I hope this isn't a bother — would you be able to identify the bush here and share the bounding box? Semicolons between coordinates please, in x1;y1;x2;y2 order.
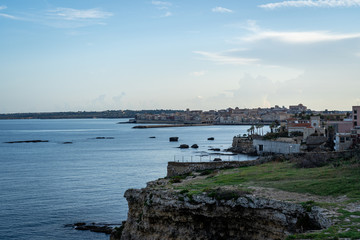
206;188;249;201
263;131;289;140
294;153;329;168
179;189;189;194
290;131;303;137
199;169;214;176
170;176;183;183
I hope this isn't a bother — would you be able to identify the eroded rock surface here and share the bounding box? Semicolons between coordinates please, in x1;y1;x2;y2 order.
120;183;331;240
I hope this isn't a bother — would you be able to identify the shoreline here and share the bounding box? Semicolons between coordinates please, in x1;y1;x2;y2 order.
132;123;212;129
132;122;272;129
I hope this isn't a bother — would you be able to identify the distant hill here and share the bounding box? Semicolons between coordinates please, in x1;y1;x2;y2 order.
0;110;183;120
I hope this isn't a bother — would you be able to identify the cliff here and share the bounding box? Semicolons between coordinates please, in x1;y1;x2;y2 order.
119;179;330;240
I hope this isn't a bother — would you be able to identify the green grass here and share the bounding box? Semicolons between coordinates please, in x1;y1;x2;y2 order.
174;160;360;201
171;157;360;240
168;157;360;239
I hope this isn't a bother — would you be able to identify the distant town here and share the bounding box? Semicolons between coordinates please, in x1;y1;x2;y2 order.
134;104;349;125
133;103;359;153
1;103;359;153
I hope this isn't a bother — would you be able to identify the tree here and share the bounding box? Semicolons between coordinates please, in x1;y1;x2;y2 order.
248;125;255;136
269;122;275;133
255;124;260;135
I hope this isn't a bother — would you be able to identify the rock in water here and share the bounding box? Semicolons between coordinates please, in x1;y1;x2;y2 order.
179;144;189;149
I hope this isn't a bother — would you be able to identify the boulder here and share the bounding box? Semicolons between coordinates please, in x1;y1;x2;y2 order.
209;148;221;151
179;144;189;149
169;137;179;142
191;144;199;149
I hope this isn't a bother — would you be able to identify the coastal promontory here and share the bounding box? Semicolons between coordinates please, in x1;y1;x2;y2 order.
114;153;360;240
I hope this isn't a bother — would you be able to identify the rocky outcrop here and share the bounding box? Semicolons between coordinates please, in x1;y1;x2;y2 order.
120;183;331;240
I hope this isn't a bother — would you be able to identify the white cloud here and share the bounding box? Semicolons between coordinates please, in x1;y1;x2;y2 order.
243;30;360;44
152;1;172;6
48;8;113;20
191;71;206;76
0;13;19;20
152;1;173;17
240;20;360;44
212;6;233;13
163;11;172;17
194;50;259;65
0;5;21;20
259;0;360;9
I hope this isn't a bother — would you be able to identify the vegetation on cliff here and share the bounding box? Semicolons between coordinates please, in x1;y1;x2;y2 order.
169;154;360;240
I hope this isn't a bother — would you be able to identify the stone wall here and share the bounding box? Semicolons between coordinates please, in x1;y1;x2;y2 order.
167;150;359;178
291;150;358;161
229;137;256;154
167;159;271;177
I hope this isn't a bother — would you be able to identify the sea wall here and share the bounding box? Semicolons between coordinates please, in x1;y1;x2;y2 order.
120;186;330;240
167;151;359;177
167;159;270;177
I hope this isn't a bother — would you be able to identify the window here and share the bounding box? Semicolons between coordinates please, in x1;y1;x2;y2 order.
346;137;350;141
340;137;345;143
355;115;357;120
259;145;264;151
355;110;358;114
355;122;358;126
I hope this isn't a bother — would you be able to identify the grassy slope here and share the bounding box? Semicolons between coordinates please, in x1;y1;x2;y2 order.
171;157;360;240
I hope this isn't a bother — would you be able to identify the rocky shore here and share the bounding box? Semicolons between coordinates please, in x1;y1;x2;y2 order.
112;152;360;240
114;178;331;240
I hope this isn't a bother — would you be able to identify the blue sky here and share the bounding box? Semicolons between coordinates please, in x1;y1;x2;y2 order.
1;0;360;113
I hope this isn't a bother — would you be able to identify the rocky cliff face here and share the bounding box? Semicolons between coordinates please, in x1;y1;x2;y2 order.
120;180;330;240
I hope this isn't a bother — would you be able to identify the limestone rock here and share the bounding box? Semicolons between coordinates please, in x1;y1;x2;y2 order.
120;185;330;240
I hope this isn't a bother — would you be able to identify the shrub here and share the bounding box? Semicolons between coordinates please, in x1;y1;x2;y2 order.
206;188;249;201
199;169;214;176
294;153;329;168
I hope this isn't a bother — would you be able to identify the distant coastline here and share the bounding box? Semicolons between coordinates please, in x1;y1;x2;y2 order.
132;122;271;129
132;123;212;129
0;110;182;120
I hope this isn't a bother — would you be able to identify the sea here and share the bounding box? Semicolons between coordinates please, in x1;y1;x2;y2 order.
0;119;261;240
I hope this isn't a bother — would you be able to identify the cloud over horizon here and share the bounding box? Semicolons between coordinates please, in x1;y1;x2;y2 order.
240;20;360;44
259;0;360;9
194;50;258;65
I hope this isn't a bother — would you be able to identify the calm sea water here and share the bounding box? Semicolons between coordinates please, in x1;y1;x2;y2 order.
0;119;260;240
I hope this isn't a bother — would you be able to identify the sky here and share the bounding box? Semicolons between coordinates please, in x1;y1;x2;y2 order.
1;0;360;113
